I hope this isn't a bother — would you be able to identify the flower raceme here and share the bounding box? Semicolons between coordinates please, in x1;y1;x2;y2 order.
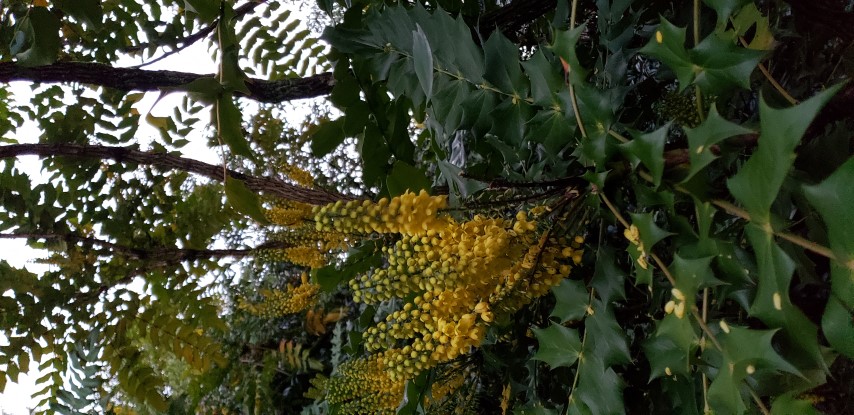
310;191;585;383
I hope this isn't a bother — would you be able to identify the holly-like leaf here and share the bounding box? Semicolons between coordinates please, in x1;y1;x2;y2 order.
629;212;673;253
640;18;763;94
590;246;626;304
716;325;800;375
532;323;582;369
522;50;564;107
683;105;754;181
639;18;694;90
707;325;800;414
730;2;775;50
550;279;589;323
802;156;854;271
551;25;588;85
703;0;752;29
567;355;625;415
746;225;824;369
690;33;764;93
802;157;854;357
411;24;434;100
584;299;631;366
670;254;722;299
620;123;670;186
15;7;61;67
728;85;842;224
644;314;698;379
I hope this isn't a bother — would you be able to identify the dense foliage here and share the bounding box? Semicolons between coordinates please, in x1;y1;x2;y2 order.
0;0;852;414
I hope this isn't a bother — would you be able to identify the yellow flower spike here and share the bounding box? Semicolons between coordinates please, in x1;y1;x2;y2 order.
655;30;663;44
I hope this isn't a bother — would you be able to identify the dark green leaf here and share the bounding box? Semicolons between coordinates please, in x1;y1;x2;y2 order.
15;7;61;67
56;0;103;27
550;279;589;323
703;0;752;29
551;25;588;85
386;161;430;197
310;118;346;156
532;323;582;369
728;86;842;223
683;105;754;181
184;0;219;23
620;123;670;186
644;314;698;379
411;24;434;100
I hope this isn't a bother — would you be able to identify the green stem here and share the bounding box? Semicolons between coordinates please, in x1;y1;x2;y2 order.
567;0;588;139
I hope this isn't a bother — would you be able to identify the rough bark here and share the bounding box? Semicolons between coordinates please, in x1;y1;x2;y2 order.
0;143;347;204
0;62;334;103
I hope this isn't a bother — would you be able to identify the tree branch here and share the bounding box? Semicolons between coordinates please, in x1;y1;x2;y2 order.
0;232;290;262
0;62;334;103
0;143;347;204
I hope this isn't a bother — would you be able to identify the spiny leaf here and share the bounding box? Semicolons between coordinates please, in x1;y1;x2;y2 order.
583;299;630;367
644;314;698;379
532;323;582;369
640;18;764;93
802;156;854;357
703;0;752;29
551;25;588;85
683;105;754;182
550;279;589;323
728;85;842;224
620;123;670;186
730;2;775;50
567;355;624;415
746;225;824;369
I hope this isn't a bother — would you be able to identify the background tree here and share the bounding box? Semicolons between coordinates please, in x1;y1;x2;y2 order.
0;0;852;414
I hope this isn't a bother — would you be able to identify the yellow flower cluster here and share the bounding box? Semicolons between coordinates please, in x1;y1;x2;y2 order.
664;288;687;319
283;245;327;269
280;163;314;187
348;210;582;380
305;355;405;415
624;224;649;269
239;274;319;318
313;190;449;235
267;201;313;226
